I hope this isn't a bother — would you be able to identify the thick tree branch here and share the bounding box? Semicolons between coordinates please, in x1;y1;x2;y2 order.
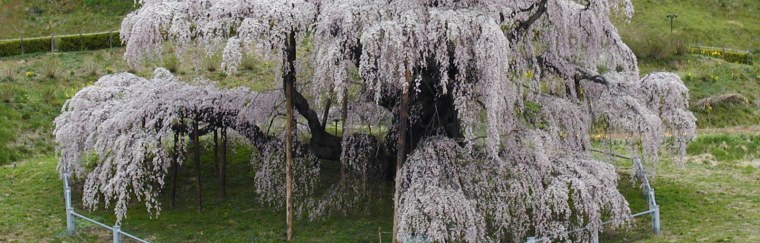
508;0;549;40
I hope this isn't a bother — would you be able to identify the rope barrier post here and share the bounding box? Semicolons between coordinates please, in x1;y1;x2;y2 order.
113;225;122;243
64;173;75;235
20;38;24;55
526;236;536;243
378;227;382;243
109;31;113;49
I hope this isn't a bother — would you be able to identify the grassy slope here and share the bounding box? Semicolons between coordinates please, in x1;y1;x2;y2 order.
0;50;129;165
0;0;134;39
620;0;760;128
623;0;760;50
637;55;760;128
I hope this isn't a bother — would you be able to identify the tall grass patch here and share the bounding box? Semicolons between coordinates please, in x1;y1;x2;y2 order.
687;134;760;163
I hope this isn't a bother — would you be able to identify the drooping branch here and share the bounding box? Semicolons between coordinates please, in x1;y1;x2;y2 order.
507;0;549;40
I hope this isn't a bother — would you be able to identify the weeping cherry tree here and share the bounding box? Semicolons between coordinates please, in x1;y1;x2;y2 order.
57;0;698;241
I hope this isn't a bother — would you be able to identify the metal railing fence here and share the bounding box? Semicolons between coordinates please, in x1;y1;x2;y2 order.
63;172;149;243
524;149;661;243
63;148;660;243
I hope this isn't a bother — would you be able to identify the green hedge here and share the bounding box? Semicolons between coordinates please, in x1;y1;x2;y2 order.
0;37;51;57
0;31;122;57
57;32;123;52
689;46;753;65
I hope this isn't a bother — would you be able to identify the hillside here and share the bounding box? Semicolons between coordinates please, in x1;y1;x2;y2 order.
618;0;760;128
621;0;760;50
0;0;134;39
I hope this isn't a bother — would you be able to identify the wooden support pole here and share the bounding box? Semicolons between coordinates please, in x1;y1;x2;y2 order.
392;66;412;243
220;127;227;199
171;132;180;208
284;31;297;241
213;128;219;177
340;90;348;178
192;120;202;212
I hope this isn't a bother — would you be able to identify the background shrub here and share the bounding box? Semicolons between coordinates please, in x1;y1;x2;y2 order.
623;30;688;60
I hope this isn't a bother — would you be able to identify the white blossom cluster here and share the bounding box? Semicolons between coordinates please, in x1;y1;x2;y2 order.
121;0;318;72
638;72;697;161
581;72;696;173
55;68;279;223
399;136;629;242
252;138;321;215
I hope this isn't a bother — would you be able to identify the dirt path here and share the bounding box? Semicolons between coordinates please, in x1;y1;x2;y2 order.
697;126;760;135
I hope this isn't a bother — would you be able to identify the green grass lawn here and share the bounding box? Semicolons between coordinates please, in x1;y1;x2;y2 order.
602;132;760;242
1;140;395;242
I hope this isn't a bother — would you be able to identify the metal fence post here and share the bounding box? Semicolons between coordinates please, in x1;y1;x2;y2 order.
653;205;661;234
113;225;122;243
526;236;536;243
648;189;661;234
64;174;75;235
